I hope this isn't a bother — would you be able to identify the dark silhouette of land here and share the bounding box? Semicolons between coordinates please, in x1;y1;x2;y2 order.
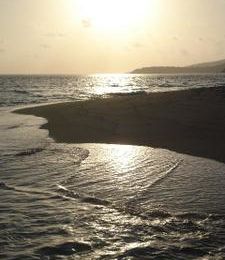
131;58;225;74
15;86;225;163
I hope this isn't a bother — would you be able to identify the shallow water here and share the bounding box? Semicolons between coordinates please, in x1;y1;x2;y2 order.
1;74;225;259
1;73;225;106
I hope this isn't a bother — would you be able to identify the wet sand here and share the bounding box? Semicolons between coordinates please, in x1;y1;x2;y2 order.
15;87;225;163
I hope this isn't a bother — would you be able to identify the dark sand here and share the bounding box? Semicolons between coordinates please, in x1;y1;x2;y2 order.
15;87;225;163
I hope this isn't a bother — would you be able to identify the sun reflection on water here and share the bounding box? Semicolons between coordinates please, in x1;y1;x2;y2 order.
90;74;136;96
106;144;138;174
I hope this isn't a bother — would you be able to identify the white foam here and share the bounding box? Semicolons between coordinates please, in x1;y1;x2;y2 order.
0;107;49;157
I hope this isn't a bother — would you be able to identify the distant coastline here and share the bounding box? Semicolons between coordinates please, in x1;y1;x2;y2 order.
131;58;225;74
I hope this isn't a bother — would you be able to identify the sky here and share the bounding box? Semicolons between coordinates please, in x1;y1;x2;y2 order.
0;0;225;74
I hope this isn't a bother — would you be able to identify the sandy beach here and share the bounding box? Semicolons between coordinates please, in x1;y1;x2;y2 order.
15;87;225;163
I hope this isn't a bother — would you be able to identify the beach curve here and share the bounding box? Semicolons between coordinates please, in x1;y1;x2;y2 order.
14;87;225;163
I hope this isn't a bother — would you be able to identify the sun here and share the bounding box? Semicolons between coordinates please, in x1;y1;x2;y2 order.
75;0;156;32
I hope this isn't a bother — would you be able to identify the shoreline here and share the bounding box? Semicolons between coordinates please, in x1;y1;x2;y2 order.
15;87;225;163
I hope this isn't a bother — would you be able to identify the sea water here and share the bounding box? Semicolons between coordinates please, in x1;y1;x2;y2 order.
1;74;225;259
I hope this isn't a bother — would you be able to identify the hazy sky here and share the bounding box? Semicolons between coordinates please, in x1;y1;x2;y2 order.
0;0;225;74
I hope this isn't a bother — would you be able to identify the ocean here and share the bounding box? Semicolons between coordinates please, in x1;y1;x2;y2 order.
1;74;225;259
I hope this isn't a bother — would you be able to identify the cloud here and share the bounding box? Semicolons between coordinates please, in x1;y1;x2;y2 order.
180;49;190;56
44;33;66;38
40;44;51;49
58;33;66;37
133;42;144;48
215;40;223;46
44;33;56;37
82;19;92;28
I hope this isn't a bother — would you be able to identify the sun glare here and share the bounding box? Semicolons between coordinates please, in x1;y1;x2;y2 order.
76;0;156;32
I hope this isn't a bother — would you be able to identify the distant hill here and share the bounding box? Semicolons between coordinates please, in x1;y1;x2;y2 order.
188;59;225;68
131;59;225;74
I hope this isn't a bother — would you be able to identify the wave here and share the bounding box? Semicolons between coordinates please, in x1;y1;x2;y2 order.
2;179;225;260
0;181;52;197
122;203;173;220
57;184;111;206
15;147;44;157
149;160;182;188
118;244;206;260
175;212;209;220
6;124;21;130
37;241;92;257
0;182;17;191
13;89;29;95
109;90;148;97
0;181;110;206
81;196;111;206
53;146;89;160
